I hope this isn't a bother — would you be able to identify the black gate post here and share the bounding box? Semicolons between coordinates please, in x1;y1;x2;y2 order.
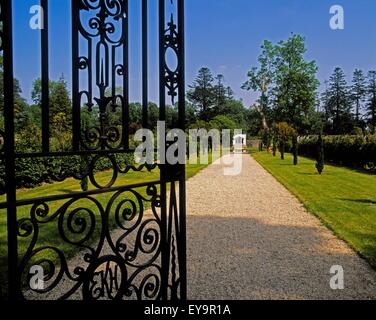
159;0;187;301
158;0;168;301
177;0;187;301
3;0;20;300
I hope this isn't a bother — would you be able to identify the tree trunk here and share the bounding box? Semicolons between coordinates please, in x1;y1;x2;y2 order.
254;103;269;132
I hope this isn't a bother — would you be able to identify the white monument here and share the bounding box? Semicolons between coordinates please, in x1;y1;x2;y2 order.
233;134;247;153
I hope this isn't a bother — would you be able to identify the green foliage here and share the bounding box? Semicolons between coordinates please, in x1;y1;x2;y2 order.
321;67;353;134
209;115;237;131
366;71;376;133
351;69;366;124
187;67;215;121
299;134;376;171
243;35;319;134
9;153;135;189
273;35;319;133
0;61;29;133
275;122;296;160
187;67;248;131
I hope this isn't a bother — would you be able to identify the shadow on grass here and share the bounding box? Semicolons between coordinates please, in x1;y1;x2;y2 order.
58;189;79;194
340;198;376;206
296;172;318;176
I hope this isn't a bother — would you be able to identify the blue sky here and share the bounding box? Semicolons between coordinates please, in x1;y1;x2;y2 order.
12;0;376;106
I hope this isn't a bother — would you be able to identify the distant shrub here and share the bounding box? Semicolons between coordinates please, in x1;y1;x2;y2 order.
299;134;376;171
0;153;135;190
315;134;324;175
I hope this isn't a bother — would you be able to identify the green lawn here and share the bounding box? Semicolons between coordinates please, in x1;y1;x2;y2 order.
0;159;210;291
252;151;376;268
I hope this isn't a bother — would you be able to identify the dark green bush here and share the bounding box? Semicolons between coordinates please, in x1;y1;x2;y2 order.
299;135;376;171
0;153;135;190
315;134;324;175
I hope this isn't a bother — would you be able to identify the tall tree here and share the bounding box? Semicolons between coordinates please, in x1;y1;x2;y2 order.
213;74;227;114
243;35;319;135
242;40;277;133
187;67;215;121
50;75;72;127
0;56;29;131
272;34;319;133
350;69;366;124
324;67;353;134
366;71;376;133
31;75;72;151
31;75;72;127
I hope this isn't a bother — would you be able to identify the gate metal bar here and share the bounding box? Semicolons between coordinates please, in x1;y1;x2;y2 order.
177;0;186;300
142;0;148;129
2;0;19;300
41;0;50;153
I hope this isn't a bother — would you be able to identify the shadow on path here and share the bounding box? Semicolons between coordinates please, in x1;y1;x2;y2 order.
187;214;376;300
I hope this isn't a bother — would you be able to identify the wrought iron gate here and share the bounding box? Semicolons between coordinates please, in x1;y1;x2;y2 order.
0;0;186;300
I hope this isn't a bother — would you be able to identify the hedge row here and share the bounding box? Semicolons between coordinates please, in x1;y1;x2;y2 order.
298;135;376;171
0;153;135;189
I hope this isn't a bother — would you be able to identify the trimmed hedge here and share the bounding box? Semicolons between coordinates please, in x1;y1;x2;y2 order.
0;153;135;189
298;135;376;171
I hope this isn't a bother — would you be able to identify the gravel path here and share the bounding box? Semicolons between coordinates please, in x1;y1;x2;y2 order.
187;154;376;300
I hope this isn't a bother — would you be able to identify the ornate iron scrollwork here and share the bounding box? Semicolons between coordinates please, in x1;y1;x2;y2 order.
18;184;163;300
46;154;158;190
75;0;127;151
163;13;180;104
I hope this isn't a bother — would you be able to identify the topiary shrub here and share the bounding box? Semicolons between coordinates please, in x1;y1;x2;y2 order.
316;134;324;175
292;135;298;165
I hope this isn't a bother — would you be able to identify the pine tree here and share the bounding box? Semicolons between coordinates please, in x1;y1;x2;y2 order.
316;134;324;174
214;74;226;111
366;71;376;133
187;67;215;121
325;67;353;134
351;69;366;124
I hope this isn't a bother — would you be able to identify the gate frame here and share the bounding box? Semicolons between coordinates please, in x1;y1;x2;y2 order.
1;0;186;301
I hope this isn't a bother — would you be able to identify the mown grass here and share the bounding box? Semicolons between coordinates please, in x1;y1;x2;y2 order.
0;159;210;293
252;151;376;268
